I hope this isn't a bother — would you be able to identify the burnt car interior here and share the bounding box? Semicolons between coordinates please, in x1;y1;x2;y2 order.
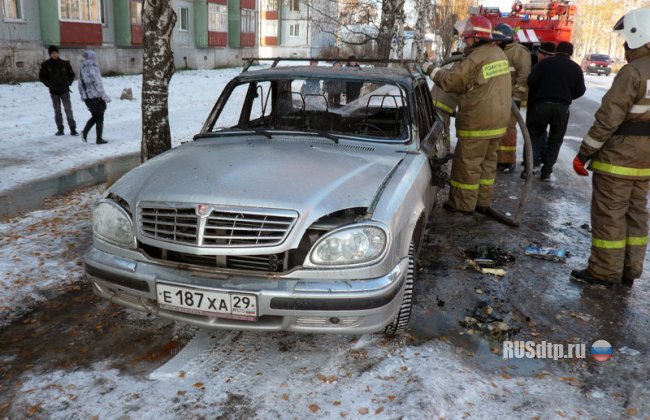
209;78;410;141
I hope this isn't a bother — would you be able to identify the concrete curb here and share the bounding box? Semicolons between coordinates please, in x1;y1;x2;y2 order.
0;152;140;219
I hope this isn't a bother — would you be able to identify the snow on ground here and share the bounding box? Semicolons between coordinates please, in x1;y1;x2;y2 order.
11;329;623;419
580;73;614;105
3;183;647;419
0;67;241;194
3;70;644;419
0;186;101;327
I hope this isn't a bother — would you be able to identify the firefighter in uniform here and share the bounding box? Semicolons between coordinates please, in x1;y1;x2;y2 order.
428;16;512;214
493;23;531;173
571;8;650;287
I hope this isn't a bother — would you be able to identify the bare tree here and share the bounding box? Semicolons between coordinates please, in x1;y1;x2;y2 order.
572;0;625;61
309;0;404;59
339;0;378;25
377;0;404;59
309;0;381;54
141;0;177;162
412;0;428;61
428;0;471;59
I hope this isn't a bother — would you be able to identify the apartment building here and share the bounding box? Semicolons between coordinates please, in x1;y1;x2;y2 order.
0;0;337;81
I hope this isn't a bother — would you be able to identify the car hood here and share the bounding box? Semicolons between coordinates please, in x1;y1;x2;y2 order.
588;60;609;65
111;138;405;217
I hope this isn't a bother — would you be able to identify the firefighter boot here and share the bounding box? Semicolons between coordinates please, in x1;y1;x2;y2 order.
570;269;614;287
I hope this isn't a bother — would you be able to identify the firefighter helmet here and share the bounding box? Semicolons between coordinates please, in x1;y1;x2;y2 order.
493;23;514;42
613;8;650;50
454;16;494;41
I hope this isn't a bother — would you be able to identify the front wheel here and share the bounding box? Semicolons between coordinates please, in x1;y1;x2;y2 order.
383;242;415;336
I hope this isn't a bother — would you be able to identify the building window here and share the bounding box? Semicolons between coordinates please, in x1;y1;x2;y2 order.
100;0;106;24
262;20;277;36
262;0;278;11
130;0;142;25
240;9;256;33
2;0;23;20
179;7;189;31
60;0;102;22
289;0;299;12
289;23;299;37
208;3;227;32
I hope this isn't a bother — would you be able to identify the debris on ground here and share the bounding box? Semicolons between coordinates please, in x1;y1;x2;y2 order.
463;246;515;276
120;88;134;100
465;259;507;276
460;303;521;341
524;245;569;262
580;223;591;232
568;311;592;322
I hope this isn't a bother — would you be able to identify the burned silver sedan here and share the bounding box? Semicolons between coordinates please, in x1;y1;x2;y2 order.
85;61;448;335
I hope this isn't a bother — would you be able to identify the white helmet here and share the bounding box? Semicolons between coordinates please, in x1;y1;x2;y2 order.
613;8;650;50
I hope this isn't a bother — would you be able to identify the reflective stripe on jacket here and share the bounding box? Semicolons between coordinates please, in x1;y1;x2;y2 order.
581;45;650;180
433;43;512;140
430;84;458;116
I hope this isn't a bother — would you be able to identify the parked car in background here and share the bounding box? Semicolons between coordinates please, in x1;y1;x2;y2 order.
581;53;612;76
84;60;449;336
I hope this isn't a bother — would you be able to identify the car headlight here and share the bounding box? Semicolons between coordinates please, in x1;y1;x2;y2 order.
93;200;135;248
307;224;388;266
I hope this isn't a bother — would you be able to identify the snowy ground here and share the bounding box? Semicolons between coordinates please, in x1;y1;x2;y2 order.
1;184;646;419
0;67;241;195
3;71;648;419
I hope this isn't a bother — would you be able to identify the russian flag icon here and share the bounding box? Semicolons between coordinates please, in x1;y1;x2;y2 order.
591;340;613;362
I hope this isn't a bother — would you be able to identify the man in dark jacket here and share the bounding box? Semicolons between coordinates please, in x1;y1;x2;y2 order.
526;41;585;180
39;45;77;136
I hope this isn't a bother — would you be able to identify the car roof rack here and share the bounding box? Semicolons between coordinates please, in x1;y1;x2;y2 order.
242;57;426;76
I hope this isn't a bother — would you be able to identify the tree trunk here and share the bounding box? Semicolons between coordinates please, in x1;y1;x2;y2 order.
413;0;427;60
377;0;402;60
141;0;176;162
392;9;405;60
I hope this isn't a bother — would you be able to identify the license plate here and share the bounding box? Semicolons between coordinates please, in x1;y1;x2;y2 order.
156;283;258;321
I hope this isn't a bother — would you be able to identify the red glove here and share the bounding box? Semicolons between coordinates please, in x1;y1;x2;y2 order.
573;154;589;176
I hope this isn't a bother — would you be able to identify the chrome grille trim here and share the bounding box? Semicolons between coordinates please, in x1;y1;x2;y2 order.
139;207;198;245
138;203;298;248
160;250;287;273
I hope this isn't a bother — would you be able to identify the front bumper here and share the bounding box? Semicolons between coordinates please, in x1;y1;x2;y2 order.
84;247;408;334
587;66;611;75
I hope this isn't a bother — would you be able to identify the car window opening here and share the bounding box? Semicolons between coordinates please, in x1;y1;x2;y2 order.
210;79;409;141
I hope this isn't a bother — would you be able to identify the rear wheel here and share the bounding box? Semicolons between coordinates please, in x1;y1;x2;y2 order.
383;242;415;336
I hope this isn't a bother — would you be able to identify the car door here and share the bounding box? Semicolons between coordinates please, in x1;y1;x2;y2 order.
415;80;446;162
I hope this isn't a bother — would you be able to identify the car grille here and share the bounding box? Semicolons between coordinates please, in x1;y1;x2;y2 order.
138;204;298;248
172;251;286;272
138;243;289;273
140;207;198;245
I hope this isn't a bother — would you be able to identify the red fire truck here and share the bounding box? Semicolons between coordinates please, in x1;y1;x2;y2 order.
472;1;576;46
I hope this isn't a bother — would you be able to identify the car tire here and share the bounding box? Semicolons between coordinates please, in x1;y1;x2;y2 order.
383;241;415;336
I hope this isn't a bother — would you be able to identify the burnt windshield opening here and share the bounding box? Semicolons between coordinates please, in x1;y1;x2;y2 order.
208;78;410;142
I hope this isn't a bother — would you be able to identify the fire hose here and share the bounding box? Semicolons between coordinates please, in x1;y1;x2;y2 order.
427;55;533;227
